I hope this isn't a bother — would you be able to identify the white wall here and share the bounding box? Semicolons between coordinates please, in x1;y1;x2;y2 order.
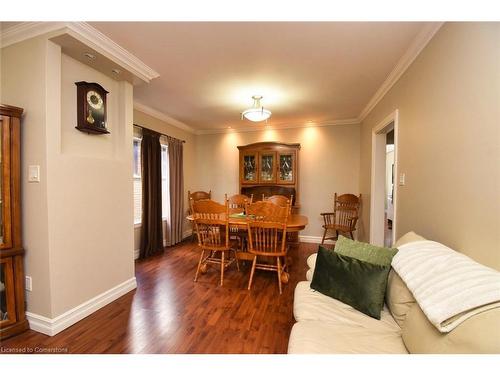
1;37;136;320
195;125;361;239
359;22;500;270
46;53;135;316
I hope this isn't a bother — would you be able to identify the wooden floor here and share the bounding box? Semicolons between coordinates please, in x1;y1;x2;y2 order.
0;240;319;354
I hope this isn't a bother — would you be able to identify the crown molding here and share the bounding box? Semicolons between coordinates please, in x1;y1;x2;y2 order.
357;22;443;122
1;22;159;84
133;101;196;134
195;118;360;135
1;21;65;48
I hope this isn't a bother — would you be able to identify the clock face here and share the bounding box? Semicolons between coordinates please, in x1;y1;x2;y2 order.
86;90;104;110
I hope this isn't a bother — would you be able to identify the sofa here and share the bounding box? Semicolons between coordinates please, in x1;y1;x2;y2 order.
287;232;500;354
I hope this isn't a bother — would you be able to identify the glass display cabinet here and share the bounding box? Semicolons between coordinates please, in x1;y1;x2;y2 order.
0;104;27;340
238;142;300;209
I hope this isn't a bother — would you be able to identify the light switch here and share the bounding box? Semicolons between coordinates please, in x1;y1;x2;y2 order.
25;276;32;291
28;165;40;183
399;173;406;186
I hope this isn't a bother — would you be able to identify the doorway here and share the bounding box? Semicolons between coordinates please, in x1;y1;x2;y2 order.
370;110;399;247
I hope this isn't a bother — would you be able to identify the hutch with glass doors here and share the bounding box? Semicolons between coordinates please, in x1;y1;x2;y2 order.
0;104;27;340
238;142;300;210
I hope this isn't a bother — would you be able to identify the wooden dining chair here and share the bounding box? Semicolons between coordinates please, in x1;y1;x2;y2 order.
263;194;293;213
264;194;297;247
188;190;212;241
245;200;290;294
191;198;239;286
320;193;361;244
227;194;253;251
228;193;253;214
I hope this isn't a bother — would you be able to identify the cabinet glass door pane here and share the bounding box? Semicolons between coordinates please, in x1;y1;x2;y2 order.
243;154;257;182
0;263;8;321
0;260;15;324
279;154;294;182
260;153;275;182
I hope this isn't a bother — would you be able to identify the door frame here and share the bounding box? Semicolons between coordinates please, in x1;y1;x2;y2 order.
370;109;399;246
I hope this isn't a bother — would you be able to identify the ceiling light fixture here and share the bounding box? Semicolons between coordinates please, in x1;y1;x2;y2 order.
241;95;272;122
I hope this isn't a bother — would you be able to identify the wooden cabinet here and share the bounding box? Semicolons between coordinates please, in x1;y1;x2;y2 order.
238;142;300;209
0;104;28;340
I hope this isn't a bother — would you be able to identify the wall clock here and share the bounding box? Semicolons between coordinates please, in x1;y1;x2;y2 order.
75;81;110;134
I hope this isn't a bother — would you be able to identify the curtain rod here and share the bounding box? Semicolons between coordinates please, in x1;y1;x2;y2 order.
133;124;186;143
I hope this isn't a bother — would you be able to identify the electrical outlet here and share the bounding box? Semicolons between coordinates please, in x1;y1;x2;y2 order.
25;276;32;291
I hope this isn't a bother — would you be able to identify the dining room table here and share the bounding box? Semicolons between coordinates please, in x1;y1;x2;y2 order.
186;212;308;236
187;212;308;282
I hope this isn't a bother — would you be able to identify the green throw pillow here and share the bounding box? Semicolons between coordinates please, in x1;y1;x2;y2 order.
334;235;398;266
310;246;391;319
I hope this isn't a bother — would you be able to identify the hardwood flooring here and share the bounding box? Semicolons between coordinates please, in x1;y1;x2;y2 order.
0;240;318;354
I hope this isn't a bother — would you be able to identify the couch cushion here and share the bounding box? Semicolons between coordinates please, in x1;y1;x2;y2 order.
393;231;426;248
288;320;408;354
385;232;427;328
386;270;416;328
305;269;313;281
306;253;317;270
402;303;500;353
294;281;401;333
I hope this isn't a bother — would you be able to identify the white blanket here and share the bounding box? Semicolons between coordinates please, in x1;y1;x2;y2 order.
392;240;500;332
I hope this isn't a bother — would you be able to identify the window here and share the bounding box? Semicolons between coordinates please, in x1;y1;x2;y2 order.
161;145;170;221
133;138;170;225
133;138;142;224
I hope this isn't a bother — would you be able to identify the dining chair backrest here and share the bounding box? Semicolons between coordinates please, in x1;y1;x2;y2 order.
245;200;289;256
228;193;253;214
333;193;361;229
263;194;293;213
188;190;212;214
191;198;229;251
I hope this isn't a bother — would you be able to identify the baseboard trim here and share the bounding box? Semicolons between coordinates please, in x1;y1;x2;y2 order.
183;230;192;240
299;235;335;245
26;277;137;337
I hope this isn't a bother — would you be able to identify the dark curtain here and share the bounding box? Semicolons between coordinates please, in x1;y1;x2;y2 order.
166;138;184;246
140;129;164;258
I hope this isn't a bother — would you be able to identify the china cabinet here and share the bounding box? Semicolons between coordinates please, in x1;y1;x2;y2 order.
237;142;300;209
0;104;27;340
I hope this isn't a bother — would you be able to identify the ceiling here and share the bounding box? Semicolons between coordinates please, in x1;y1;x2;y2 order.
9;22;429;132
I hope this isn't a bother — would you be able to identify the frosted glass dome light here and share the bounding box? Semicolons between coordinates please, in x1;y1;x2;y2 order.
242;95;272;122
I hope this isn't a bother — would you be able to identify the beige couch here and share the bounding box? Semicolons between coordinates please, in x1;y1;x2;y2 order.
287;232;500;354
